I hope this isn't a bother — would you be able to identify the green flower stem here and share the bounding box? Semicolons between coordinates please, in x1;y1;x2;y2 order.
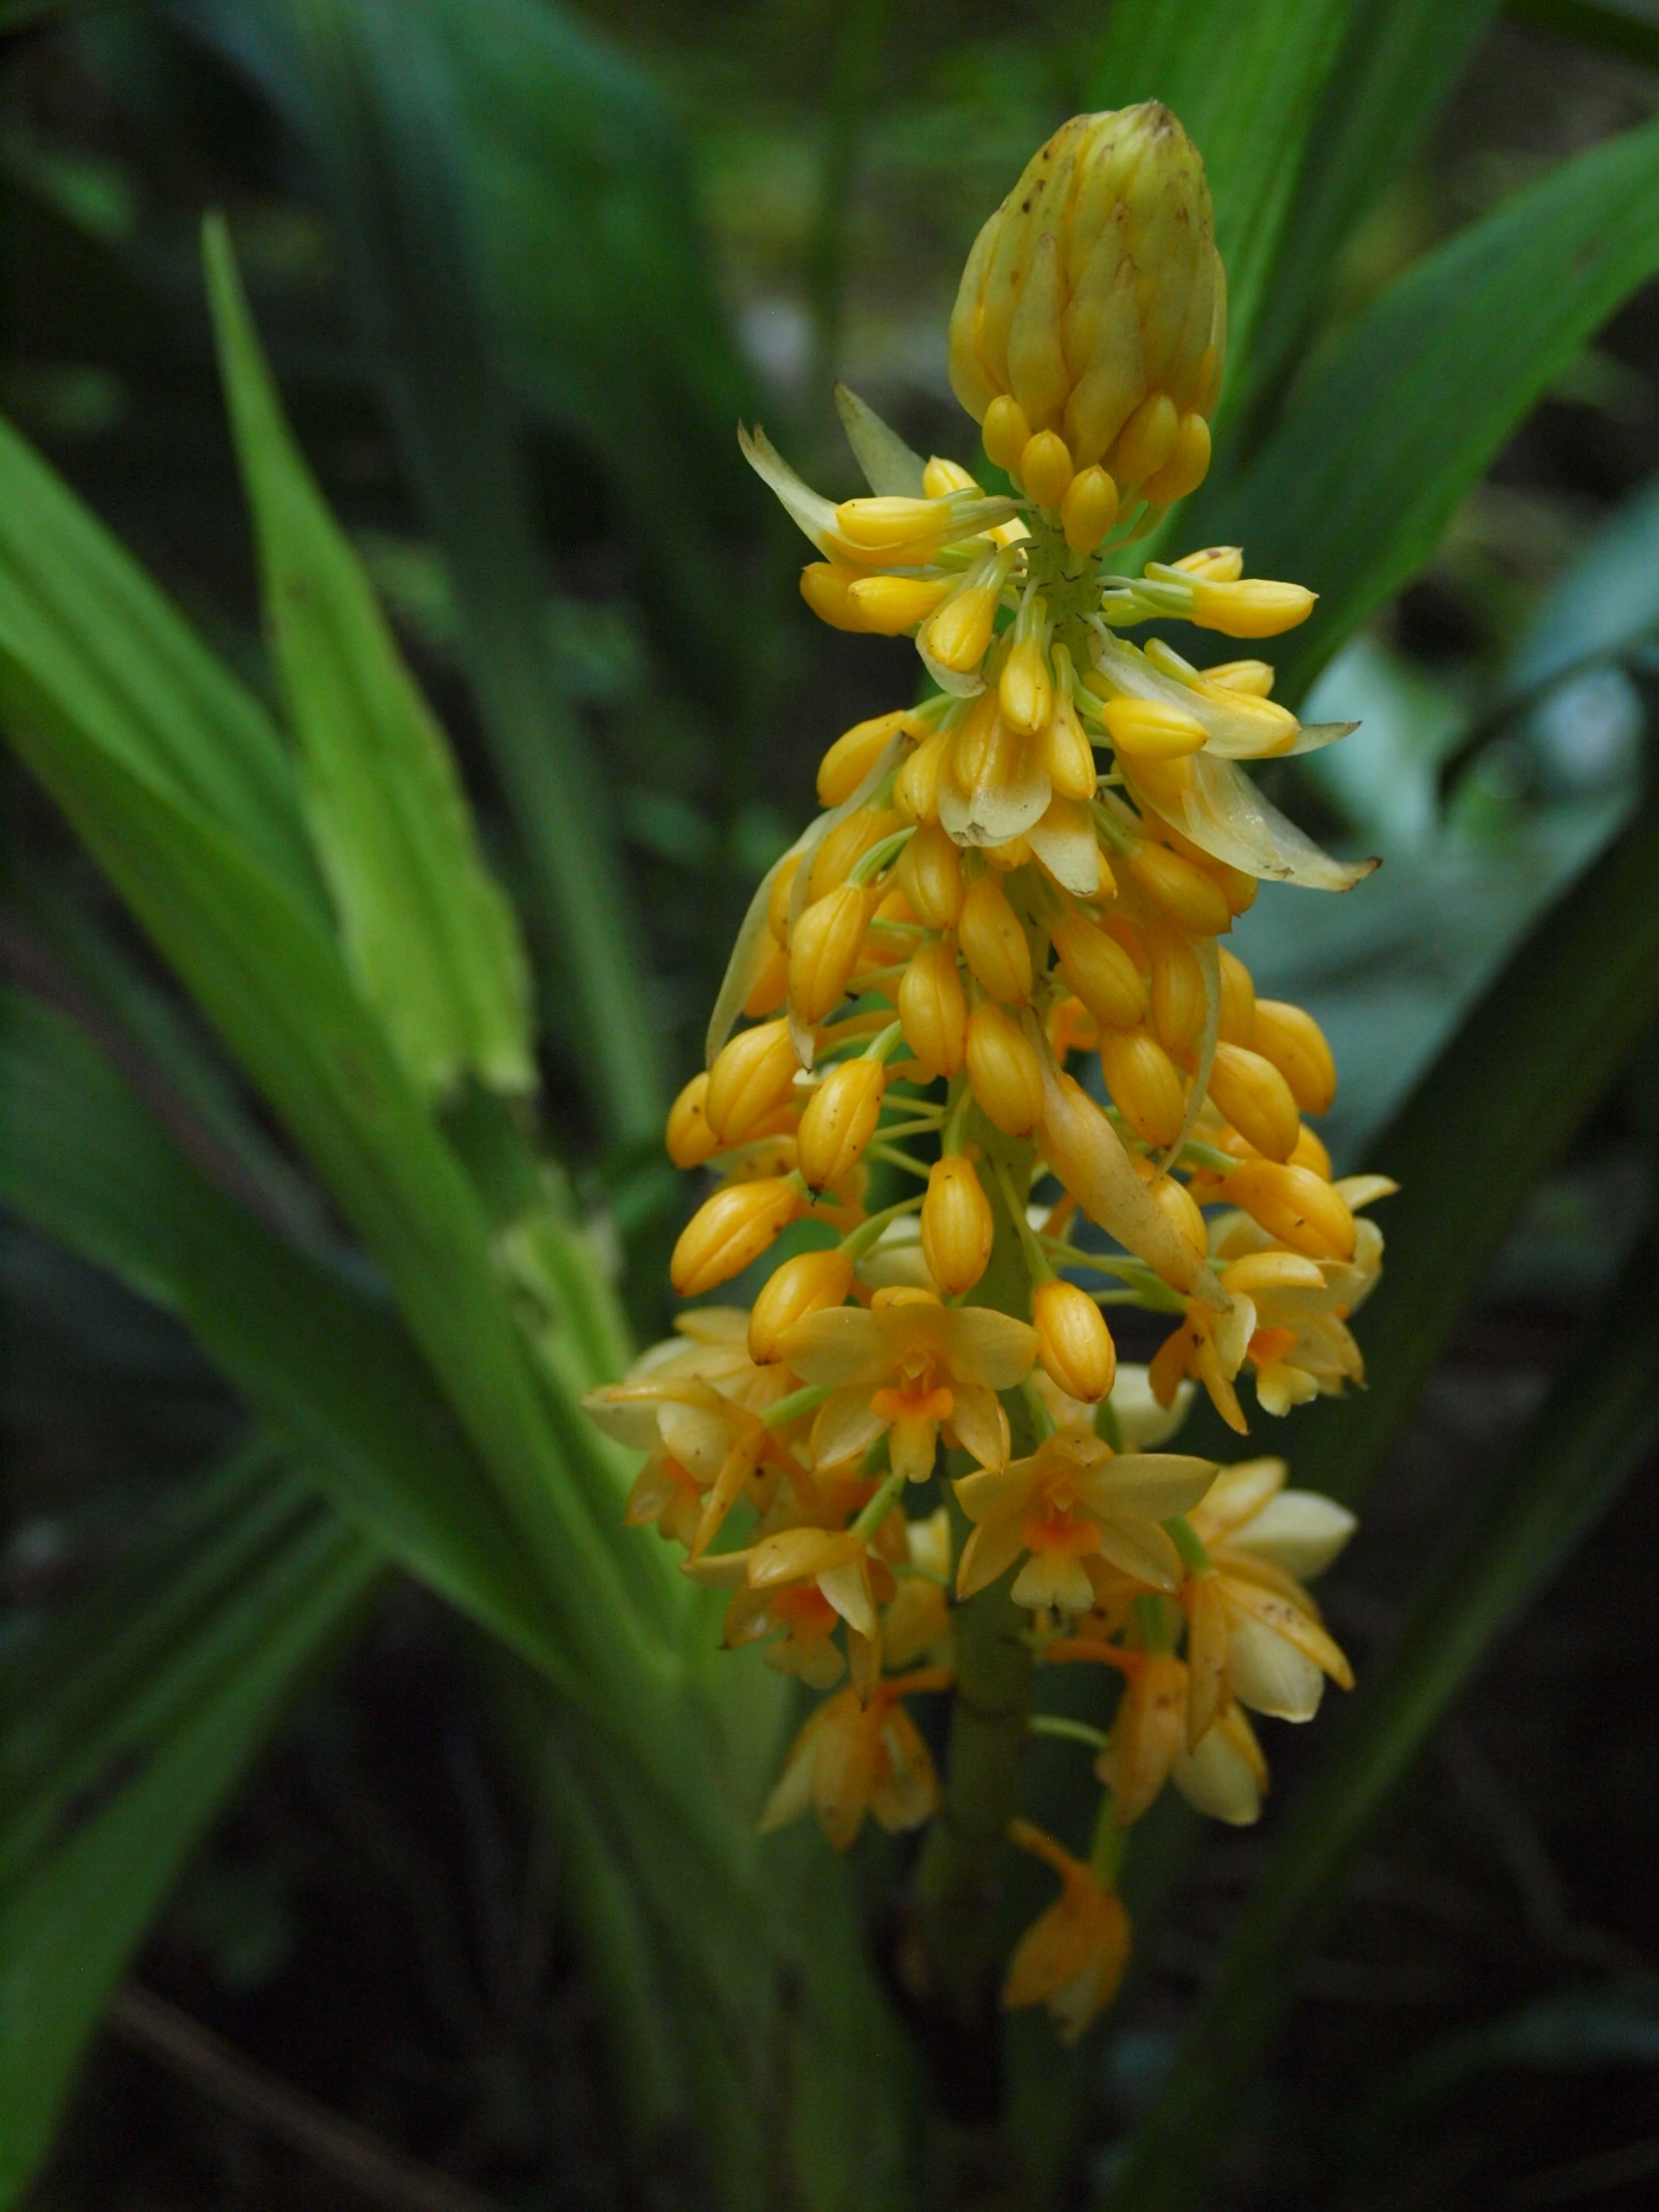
838;1192;925;1261
909;1114;1037;2041
762;1382;831;1429
851;1467;905;1543
1028;1713;1110;1754
1164;1514;1212;1575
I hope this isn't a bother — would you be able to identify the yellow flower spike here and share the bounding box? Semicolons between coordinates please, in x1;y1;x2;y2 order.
818;709;923;807
982;393;1032;474
1061;465;1118;553
1101;696;1209;761
1144;409;1211;506
959;875;1034;1003
1187;576;1317;639
798;1056;887;1192
1003;1819;1131;2044
1033;1279;1117;1402
922;455;979;497
965;999;1046;1135
1020;428;1074;510
789;883;874;1027
1171;545;1243;583
1223;1158;1357;1262
897;935;968;1078
921;569;1004;673
1109;390;1179;489
705;1018;800;1144
671;1178;807;1299
1124;840;1233;936
893;724;953;823
1207;1041;1302;1164
1202;657;1276;696
799;562;867;630
921;1154;995;1296
999;631;1054;738
1251;998;1338;1117
1051;912;1148;1031
1148;928;1207;1054
1217;946;1257;1047
1099;1024;1185;1150
844;575;955;636
666;1071;720;1168
749;1248;855;1364
894;819;964;929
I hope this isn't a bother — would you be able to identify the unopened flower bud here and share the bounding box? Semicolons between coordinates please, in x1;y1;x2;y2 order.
982;393;1032;473
898;935;968;1077
671;1178;806;1297
1149;928;1206;1053
666;1071;720;1168
1131;1156;1209;1259
959;876;1034;1003
846;575;954;635
749;1247;854;1362
949;104;1224;489
999;633;1053;737
1172;546;1242;582
1217;947;1256;1046
810;805;901;902
1207;1041;1301;1163
923;456;979;497
1125;842;1232;936
921;1155;994;1295
818;709;918;807
1187;577;1316;639
1102;696;1208;761
706;1019;799;1143
1060;471;1117;558
789;883;873;1025
894;724;952;822
1202;658;1275;696
743;936;789;1018
1223;1159;1356;1261
894;819;963;929
800;562;863;630
1251;999;1338;1116
922;574;1002;673
833;493;957;550
798;1055;886;1191
966;1001;1045;1135
1144;410;1211;505
1033;1278;1117;1401
1100;1024;1185;1149
1052;912;1147;1030
1293;1124;1333;1180
1040;689;1098;801
1020;429;1074;509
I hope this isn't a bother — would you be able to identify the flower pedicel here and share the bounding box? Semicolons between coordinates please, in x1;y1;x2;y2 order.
582;101;1392;2046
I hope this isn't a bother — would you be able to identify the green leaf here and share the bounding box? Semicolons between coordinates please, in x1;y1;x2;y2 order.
1189;113;1659;701
1241;0;1504;428
203;213;535;1104
225;0;666;1146
0;1440;382;2206
1508;0;1659;69
1282;778;1659;1505
1097;1205;1659;2212
0;412;321;905
1086;1;1353;387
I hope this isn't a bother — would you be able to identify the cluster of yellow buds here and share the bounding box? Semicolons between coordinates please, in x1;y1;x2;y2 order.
582;103;1391;2047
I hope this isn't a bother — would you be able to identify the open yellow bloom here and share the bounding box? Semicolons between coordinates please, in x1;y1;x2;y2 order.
778;1286;1039;1481
1183;1457;1357;1741
1002;1819;1131;2043
954;1431;1216;1618
1045;1641;1270;1827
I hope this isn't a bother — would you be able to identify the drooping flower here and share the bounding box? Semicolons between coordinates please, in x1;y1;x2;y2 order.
759;1673;950;1852
1002;1819;1131;2043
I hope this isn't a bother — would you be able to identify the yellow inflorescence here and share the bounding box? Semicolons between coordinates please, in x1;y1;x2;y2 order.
581;100;1391;2049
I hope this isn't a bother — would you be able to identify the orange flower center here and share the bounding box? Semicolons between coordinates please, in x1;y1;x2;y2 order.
1248;1326;1299;1365
871;1381;955;1426
1020;1509;1102;1560
770;1586;838;1634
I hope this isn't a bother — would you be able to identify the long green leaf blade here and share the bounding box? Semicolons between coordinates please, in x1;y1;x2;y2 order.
0;1443;381;2207
1190;114;1659;699
1098;1207;1659;2212
203;214;535;1103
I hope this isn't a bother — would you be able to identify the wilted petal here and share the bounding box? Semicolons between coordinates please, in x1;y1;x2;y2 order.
740;422;839;555
834;381;927;495
757;1703;833;1833
1224;1609;1326;1721
1172;1705;1267;1825
1027;797;1102;895
1129;749;1378;890
871;1706;939;1833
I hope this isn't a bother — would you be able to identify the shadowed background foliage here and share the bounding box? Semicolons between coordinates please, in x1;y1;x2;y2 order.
4;3;1659;2209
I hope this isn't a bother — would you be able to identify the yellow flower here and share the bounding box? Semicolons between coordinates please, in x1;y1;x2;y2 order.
1045;1640;1269;1827
759;1671;950;1852
778;1286;1039;1482
1182;1457;1357;1741
954;1431;1216;1619
1002;1819;1131;2043
687;1522;898;1694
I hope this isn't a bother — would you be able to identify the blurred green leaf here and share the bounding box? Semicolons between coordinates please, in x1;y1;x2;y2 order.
1191;113;1659;700
202;0;665;1145
1504;470;1659;698
1087;1;1353;385
1098;1205;1659;2212
1242;0;1503;429
0;413;321;904
1508;0;1659;68
1280;776;1659;1504
203;214;535;1104
0;1438;381;2206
